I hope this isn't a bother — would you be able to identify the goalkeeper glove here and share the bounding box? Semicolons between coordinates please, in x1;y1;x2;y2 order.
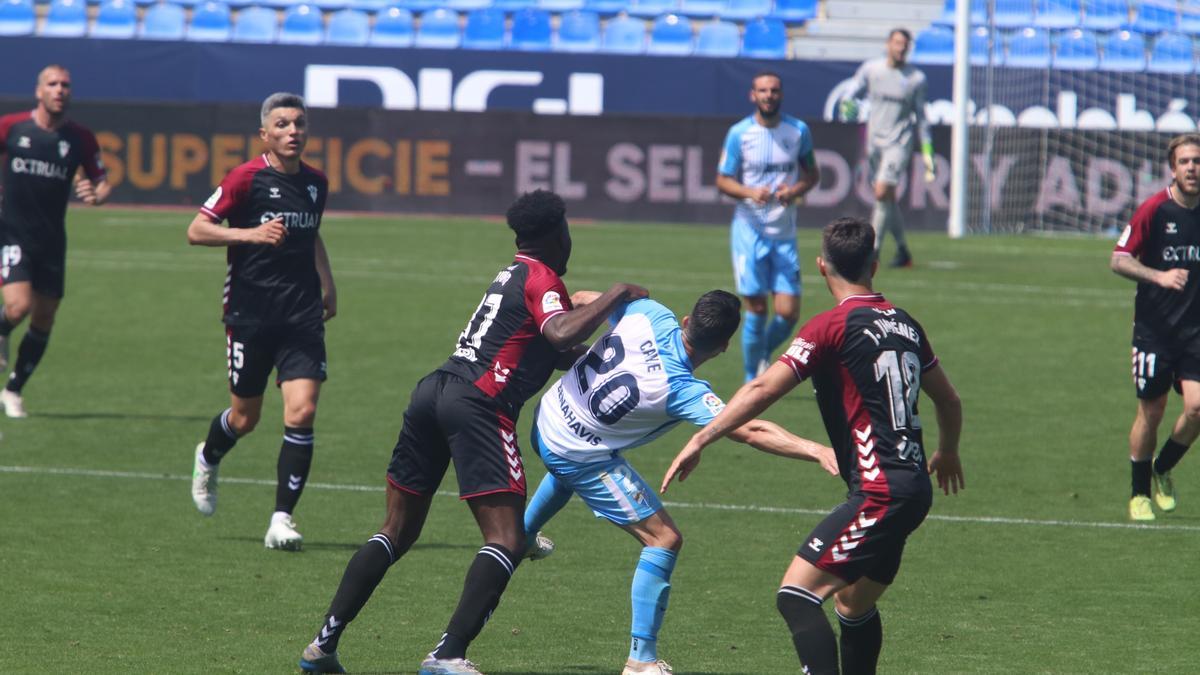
840;99;859;122
921;142;936;183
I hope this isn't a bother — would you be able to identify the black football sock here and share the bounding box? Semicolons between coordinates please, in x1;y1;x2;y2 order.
5;327;49;394
0;307;16;337
777;586;839;675
314;534;399;654
432;544;519;660
275;426;314;513
1154;438;1190;475
201;408;239;465
1132;458;1152;497
837;606;882;675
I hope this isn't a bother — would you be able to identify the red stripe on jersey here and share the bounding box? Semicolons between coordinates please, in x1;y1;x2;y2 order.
0;111;33;146
840;373;891;497
386;475;426;496
817;494;891;573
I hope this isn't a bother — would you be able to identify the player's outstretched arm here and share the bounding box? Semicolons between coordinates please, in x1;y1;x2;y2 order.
661;362;799;492
187;213;287;248
727;419;838;476
921;363;964;496
315;234;337;321
569;290;603;307
541;282;647;351
1111;252;1188;291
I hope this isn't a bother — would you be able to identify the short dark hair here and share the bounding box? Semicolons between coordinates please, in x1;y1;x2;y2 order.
684;290;742;354
507;189;567;243
1168;133;1200;166
260;92;306;126
751;71;782;88
889;28;912;42
822;217;875;281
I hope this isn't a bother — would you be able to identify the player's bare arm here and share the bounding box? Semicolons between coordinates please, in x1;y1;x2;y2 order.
716;174;772;205
73;170;111;206
569;290;604;306
541;282;648;350
187;213;287;248
553;344;589;370
662;361;799;491
921;363;964;495
315;234;337;321
1111;252;1188;291
727;419;838;475
775;155;821;204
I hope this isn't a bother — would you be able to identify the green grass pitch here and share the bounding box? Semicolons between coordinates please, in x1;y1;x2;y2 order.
1;208;1197;673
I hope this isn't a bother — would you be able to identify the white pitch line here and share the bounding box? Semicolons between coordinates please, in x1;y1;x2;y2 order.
3;464;1196;533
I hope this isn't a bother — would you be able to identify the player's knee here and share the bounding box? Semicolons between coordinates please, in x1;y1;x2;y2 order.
285;401;318;427
1183;402;1200;424
875;183;895;201
229;408;260;435
3;297;32;322
1137;398;1168;426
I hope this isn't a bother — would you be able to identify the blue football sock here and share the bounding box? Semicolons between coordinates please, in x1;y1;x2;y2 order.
523;473;572;541
765;314;797;356
629;546;677;663
741;311;767;382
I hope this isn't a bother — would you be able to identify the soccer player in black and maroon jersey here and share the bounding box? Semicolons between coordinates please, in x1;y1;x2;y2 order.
185;93;337;552
663;217;963;675
1112;133;1200;522
0;64;110;418
297;190;648;675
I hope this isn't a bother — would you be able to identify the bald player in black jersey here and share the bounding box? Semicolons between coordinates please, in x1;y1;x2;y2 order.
664;216;963;675
186;93;337;552
0;64;110;418
1112;133;1200;521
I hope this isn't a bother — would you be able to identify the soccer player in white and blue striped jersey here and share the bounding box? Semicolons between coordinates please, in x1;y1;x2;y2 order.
521;290;837;675
717;72;820;383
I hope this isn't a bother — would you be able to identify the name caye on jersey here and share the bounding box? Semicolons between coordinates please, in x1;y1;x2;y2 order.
200;154;328;326
779;293;937;498
0;111;105;250
1113;187;1200;336
439;254;571;412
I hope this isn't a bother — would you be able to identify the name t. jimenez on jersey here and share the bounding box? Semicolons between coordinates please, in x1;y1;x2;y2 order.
536;298;726;464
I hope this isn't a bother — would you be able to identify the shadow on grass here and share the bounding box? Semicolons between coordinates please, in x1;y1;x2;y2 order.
218;537;478;552
33;411;211;422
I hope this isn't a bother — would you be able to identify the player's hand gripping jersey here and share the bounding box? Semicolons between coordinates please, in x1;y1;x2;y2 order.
718;114;813;240
536;298;727;464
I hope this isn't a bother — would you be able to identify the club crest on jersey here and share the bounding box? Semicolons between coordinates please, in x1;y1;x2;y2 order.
269;186;281;199
702;393;725;415
17;136;30;148
307;185;318;203
58;140;70;158
542;291;563;313
203;186;223;210
1167;222;1179;234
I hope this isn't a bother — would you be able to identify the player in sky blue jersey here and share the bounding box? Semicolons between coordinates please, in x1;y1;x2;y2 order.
718;72;821;383
522;290;837;675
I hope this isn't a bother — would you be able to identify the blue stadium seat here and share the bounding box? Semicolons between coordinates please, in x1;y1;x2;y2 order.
1129;0;1177;33
0;0;33;38
312;0;350;10
601;12;646;52
555;8;599;50
232;4;277;41
325;7;369;43
934;0;985;27
1099;28;1146;69
279;3;322;43
679;0;722;18
258;0;301;9
491;0;534;9
993;0;1035;28
910;24;954;64
1005;26;1051;65
444;0;488;10
90;0;137;37
539;0;583;11
348;0;388;9
415;8;460;47
510;7;551;49
583;0;626;12
740;16;785;57
1034;0;1080;28
369;5;413;44
695;17;737;55
772;0;816;23
721;0;770;21
1147;31;1195;71
1053;27;1100;67
462;6;505;48
1182;5;1200;34
647;12;692;54
1081;0;1126;30
628;0;675;17
40;0;87;36
139;2;186;39
968;25;1000;64
186;0;232;40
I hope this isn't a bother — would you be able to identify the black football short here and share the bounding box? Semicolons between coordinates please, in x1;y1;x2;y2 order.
387;370;527;499
797;490;930;586
0;239;66;299
1131;327;1200;400
224;320;327;398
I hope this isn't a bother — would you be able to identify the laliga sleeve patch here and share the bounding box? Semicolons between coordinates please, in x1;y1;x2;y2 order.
1116;225;1131;248
542;290;564;313
204;186;223;210
702;392;725;415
